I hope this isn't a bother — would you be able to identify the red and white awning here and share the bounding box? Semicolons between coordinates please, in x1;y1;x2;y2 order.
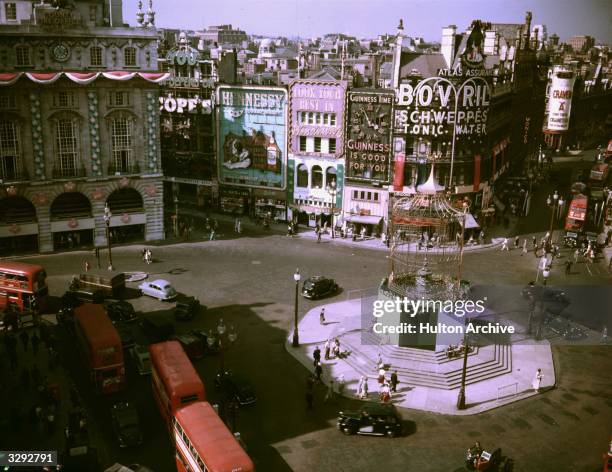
0;71;170;86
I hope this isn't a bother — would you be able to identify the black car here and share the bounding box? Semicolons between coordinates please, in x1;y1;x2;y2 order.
106;301;137;324
174;296;201;321
215;370;257;406
111;402;143;448
337;403;402;437
62;288;104;305
302;276;339;299
140;314;175;344
191;329;219;355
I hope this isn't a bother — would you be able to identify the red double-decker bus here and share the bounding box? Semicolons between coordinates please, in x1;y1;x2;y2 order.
149;341;206;426
173;401;254;472
0;262;48;315
74;304;125;394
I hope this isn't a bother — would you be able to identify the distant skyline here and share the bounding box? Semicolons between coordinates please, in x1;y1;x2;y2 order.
126;0;611;44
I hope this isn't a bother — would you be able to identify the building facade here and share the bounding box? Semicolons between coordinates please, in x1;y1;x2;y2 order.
288;79;346;227
0;0;165;255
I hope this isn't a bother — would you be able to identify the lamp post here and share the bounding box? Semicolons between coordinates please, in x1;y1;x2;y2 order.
215;320;239;430
327;180;337;238
174;196;179;237
456;203;469;410
292;268;301;347
103;203;114;271
546;191;564;247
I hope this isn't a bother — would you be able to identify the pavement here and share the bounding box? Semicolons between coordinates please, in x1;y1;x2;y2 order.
285;299;556;416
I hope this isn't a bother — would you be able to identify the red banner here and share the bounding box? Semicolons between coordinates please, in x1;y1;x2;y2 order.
473;154;481;191
393;153;405;191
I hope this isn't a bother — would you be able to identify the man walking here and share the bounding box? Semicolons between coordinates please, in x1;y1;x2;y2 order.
532;235;537;251
319;308;326;325
324;339;331;360
313;346;321;366
314;362;323;382
532;368;543;393
390;371;399;393
521;239;528;256
501;237;509;251
514;236;520;250
574;248;581;263
565;260;572;276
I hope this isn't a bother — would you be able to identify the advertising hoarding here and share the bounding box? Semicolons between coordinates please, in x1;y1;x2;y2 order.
345;90;394;183
546;67;575;132
216;85;287;190
289;80;346;157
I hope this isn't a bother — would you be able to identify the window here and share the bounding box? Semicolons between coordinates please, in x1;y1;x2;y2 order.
90;46;103;66
353;190;358;199
108;91;130;107
5;3;16;21
111;116;133;173
124;47;136;66
374;193;379;201
307;112;314;125
299;136;307;152
0;94;16;109
325;167;336;187
329;138;337;154
53;91;77;108
55;119;78;177
299;112;337;127
89;4;97;22
296;164;308;187
314;137;321;153
311;165;323;188
15;46;30;66
180;394;199;404
0;121;21;180
360;191;365;199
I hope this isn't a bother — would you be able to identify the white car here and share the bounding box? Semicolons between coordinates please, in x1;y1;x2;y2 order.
138;279;177;301
129;344;151;375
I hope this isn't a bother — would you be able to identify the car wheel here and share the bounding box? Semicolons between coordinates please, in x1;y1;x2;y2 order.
342;427;354;436
139;290;143;296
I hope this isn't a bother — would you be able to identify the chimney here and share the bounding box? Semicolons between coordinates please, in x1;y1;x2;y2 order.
524;11;532;50
391;19;405;89
311;51;321;71
369;53;379;88
441;24;457;68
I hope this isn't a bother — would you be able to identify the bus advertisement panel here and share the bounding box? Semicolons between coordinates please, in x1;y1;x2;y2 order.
74;304;125;394
149;341;206;425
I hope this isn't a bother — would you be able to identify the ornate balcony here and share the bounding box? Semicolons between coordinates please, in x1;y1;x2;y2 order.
52;167;86;179
107;163;141;176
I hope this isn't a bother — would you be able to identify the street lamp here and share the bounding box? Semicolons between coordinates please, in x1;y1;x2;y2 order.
173;196;179;237
326;180;337;238
546;191;564;247
292;268;301;347
456;202;469;410
103;202;114;271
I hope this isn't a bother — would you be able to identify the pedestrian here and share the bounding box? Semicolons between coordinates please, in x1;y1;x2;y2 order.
314;362;323;382
359;377;369;399
501;238;509;251
19;330;29;352
479;230;485;245
532;368;543;392
565;260;572;276
390;371;399;393
532;235;537;250
316;227;322;243
324;339;331;360
574;248;581;263
602;326;608;344
31;331;41;356
324;380;334;403
84;261;90;272
357;375;365;397
313;346;321;366
514;236;520;249
234;218;239;233
378;367;386;385
209;228;215;241
237;219;242;234
380;383;391;403
319;308;326;325
333;338;341;358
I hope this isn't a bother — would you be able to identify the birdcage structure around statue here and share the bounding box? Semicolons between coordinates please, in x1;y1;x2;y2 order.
385;167;468;300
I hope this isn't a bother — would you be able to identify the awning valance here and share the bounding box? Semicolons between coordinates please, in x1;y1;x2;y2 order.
0;71;170;86
345;215;383;225
456;213;480;229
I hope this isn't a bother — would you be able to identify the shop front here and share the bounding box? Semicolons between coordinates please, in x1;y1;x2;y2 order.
252;188;287;222
219;186;250;215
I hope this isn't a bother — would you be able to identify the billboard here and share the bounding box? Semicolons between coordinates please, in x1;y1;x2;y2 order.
546;67;575;132
216;85;287;189
289;80;346;157
346;90;394;183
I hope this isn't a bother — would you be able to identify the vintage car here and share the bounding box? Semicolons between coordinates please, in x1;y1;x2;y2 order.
138;279;177;301
302;276;339;300
215;370;257;406
174;296;201;321
337;403;402;437
129;344;152;375
106;300;137;324
111;402;143;448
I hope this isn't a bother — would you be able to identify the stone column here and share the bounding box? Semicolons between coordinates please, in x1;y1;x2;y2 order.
92;199;108;248
87;91;103;178
143;179;164;241
37;205;53;253
29;93;46;180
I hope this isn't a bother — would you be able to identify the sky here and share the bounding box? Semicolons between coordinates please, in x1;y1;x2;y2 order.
126;0;611;43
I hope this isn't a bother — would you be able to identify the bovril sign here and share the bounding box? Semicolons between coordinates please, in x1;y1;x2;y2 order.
159;95;212;114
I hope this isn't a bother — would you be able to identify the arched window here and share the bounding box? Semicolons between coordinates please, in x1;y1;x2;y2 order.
54;117;80;178
325;167;337;188
296;164;308;188
311;165;323;188
0;120;22;181
110;115;134;174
